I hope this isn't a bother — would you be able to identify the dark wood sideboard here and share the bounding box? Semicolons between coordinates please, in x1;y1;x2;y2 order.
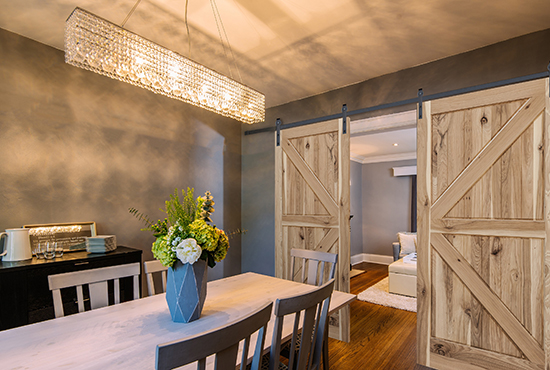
0;246;142;331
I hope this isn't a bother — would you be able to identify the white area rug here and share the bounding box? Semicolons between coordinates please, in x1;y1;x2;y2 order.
357;277;417;312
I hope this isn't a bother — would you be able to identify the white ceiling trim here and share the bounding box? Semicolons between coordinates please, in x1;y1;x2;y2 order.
353;151;417;165
350;110;416;135
350;152;365;163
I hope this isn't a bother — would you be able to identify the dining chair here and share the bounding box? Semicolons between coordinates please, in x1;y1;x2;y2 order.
48;262;140;318
290;249;338;287
144;259;168;296
287;249;338;369
155;301;273;370
268;279;335;370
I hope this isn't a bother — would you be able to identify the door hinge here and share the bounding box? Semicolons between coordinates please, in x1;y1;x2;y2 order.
418;88;424;119
342;104;348;134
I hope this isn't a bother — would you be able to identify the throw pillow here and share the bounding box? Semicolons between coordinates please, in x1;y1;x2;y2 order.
398;232;417;255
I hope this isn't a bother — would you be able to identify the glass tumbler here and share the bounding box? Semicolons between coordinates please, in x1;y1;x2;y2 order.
44;242;55;260
36;242;46;259
54;243;63;258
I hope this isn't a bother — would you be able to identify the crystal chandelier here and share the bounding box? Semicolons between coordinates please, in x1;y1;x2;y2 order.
65;7;265;124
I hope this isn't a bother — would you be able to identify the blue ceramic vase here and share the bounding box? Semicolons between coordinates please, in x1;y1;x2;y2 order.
165;259;208;323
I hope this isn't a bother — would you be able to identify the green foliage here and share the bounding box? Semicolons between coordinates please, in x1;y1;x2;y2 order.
200;191;215;223
189;219;219;252
128;207;154;228
152;236;177;267
213;229;229;262
128;207;169;237
163;188;200;229
227;228;247;239
129;188;230;268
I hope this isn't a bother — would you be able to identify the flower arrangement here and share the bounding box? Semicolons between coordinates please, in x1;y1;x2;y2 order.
130;188;229;268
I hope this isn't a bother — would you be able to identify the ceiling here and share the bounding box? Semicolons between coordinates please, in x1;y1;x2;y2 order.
350;110;416;163
1;0;549;161
2;0;550;108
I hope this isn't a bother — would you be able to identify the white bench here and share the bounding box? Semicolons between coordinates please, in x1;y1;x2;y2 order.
388;255;417;298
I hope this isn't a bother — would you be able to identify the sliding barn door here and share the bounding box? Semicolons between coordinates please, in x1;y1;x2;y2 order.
417;79;550;370
275;118;350;341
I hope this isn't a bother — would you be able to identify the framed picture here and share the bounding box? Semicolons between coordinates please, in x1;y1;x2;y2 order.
23;222;97;252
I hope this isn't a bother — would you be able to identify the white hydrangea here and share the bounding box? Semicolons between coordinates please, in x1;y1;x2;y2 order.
174;238;202;265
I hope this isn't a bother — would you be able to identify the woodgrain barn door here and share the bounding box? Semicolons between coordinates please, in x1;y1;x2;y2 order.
275;118;350;342
417;78;550;370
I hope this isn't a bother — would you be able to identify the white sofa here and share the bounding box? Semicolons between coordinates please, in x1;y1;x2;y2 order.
388;233;417;297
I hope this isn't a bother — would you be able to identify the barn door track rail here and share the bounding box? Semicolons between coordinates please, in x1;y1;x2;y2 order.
245;63;550;141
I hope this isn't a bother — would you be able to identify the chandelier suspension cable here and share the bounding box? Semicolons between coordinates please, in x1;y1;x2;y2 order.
121;0;143;28
210;0;243;83
185;0;191;57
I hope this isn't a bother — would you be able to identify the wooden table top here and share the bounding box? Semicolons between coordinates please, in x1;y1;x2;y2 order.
0;272;355;369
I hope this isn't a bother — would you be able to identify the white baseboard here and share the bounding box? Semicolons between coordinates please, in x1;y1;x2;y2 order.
351;253;394;266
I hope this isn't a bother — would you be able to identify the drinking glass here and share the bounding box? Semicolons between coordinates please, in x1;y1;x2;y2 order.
44;242;55;260
54;243;64;258
36;242;46;259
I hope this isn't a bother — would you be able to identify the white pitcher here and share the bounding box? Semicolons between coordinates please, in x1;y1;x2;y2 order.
0;228;33;261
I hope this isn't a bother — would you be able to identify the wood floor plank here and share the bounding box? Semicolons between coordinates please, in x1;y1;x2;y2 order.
329;262;430;370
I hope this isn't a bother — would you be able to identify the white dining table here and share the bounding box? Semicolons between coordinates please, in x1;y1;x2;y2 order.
0;272;356;369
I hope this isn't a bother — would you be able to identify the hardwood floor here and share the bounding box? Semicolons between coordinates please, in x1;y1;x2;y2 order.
328;262;431;370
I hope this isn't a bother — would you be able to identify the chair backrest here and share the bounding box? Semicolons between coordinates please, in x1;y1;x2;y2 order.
48;262;140;318
155;301;273;370
269;279;335;370
290;248;338;286
144;259;168;296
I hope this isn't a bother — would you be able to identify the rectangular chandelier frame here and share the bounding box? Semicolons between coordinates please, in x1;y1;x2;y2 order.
65;7;265;124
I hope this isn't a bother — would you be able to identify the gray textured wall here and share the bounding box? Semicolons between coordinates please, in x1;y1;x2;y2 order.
242;28;550;275
362;159;416;257
0;28;243;283
350;160;363;257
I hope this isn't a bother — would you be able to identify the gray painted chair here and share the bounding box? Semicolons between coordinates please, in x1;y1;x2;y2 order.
144;259;168;296
48;263;140;318
269;279;335;370
287;249;337;369
290;248;338;286
155;301;273;370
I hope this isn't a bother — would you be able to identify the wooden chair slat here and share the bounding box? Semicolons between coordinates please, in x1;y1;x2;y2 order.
114;278;120;305
144;260;169;296
89;281;108;309
52;289;63;318
76;285;85;313
240;335;251;370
